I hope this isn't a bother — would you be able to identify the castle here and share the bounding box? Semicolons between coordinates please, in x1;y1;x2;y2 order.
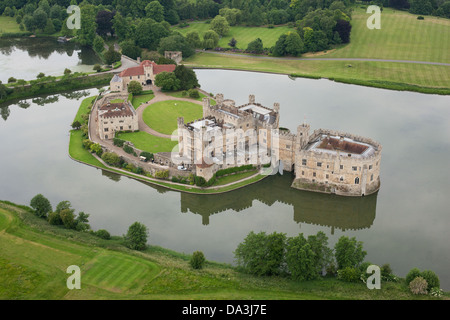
176;94;382;197
110;59;176;92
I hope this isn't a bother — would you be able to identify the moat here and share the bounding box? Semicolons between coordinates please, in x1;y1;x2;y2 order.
0;44;449;289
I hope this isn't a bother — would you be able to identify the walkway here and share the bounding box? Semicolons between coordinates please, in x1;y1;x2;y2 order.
195;50;450;67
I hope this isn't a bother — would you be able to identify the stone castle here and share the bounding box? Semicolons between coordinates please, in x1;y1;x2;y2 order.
176;94;382;197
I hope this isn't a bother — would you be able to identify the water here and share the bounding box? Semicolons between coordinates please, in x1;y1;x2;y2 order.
0;37;102;83
0;68;449;290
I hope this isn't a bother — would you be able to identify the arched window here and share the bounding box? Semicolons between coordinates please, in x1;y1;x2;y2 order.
355;177;360;184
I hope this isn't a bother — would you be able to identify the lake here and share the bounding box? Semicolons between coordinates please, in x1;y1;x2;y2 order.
0;67;449;290
0;37;101;83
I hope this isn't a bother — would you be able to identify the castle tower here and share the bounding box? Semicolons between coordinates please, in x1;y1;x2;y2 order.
177;117;185;157
249;94;255;104
216;93;224;106
202;97;210;118
296;123;310;150
273;103;280;113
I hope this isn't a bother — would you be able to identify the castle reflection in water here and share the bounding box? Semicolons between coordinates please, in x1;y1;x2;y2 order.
102;170;378;234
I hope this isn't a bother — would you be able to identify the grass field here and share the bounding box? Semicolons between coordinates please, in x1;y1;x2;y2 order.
142;100;202;135
166;90;217;105
175;22;293;49
116;131;178;153
69;130;107;168
213;170;258;186
0;16;23;35
131;93;154;109
0;201;446;300
328;7;450;63
183;8;450;93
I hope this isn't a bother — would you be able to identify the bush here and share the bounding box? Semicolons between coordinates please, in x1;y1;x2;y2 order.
82;139;93;150
337;267;361;282
417;16;424;20
113;138;125;147
140;151;154;161
406;268;422;285
409;276;428;295
420;270;440;291
155;170;169;179
93;64;102;72
194;175;206;186
188;89;200;98
101;152;122;167
190;251;206;269
123;144;134;154
124;222;149;251
95;229;111;240
47;211;63;225
8;77;17;83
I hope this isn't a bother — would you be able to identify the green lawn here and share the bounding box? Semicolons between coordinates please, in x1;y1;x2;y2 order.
116;131;178;153
73;96;96;124
69;130;106;168
166;90;217;105
132;93;154;109
328;7;450;63
0;16;23;35
142;100;202;135
214;170;258;186
0;201;446;300
175;22;293;49
183;8;450;93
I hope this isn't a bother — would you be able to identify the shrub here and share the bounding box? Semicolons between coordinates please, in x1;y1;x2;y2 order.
140;151;153;161
113;138;125;147
381;263;393;277
181;90;187;97
421;270;440;291
90;143;103;156
93;64;102;72
47;211;63;225
8;77;17;83
406;268;422;285
194;175;206;186
430;287;443;297
124;222;149;251
155;170;169;179
82;139;93;150
123;144;134;154
417;16;424;20
101;152;122;167
337;267;361;282
409;276;428;295
188;89;200;98
95;229;111;240
190;251;206;269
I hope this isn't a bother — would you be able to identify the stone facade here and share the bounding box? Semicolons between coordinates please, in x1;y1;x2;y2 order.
97;94;138;140
164;51;182;64
176;93;382;196
109;60;176;92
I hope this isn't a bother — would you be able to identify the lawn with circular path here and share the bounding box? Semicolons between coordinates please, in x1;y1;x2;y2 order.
142;100;203;135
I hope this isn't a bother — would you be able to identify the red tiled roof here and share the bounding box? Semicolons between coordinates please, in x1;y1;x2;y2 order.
99;102;133;119
118;60;176;77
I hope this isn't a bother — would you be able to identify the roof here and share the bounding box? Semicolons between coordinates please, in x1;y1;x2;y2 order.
118;60;176;78
99;102;134;119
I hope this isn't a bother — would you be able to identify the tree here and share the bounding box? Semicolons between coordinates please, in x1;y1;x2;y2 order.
154;72;181;91
334;236;367;270
284;31;304;56
104;46;121;65
157;34;195;58
307;231;333;275
71;120;81;130
93;64;102;72
202;30;219;49
210;15;230;37
60;208;76;229
47;211;63;225
112;12;129;41
93;35;105;54
146;1;164;22
120;40;141;60
127;80;143;95
75;212;90;231
334;19;351;44
246;38;264;54
190;251;206;269
33;8;48;30
77;4;97;47
272;33;287;56
135;19;170;51
23;15;36;32
96;10;115;36
186;31;201;48
43;18;55;34
37;72;45;79
174;64;199;90
228;37;237;48
30;194;52;218
286;234;317;281
234;231;286;276
64;68;72;75
125;222;149;250
101;152;122;167
95;229;111;240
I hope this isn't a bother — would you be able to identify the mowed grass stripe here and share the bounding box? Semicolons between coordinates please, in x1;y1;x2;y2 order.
330;8;450;63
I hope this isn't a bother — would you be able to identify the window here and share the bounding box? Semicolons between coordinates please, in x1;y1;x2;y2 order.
302;171;305;176
326;174;329;179
105;135;108;139
317;162;322;167
340;165;343;169
104;121;108;124
120;126;123;130
104;128;109;132
352;166;357;171
286;145;291;149
371;174;374;181
128;125;131;129
313;172;316;177
355;177;360;184
302;159;307;165
340;177;344;182
369;165;373;170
